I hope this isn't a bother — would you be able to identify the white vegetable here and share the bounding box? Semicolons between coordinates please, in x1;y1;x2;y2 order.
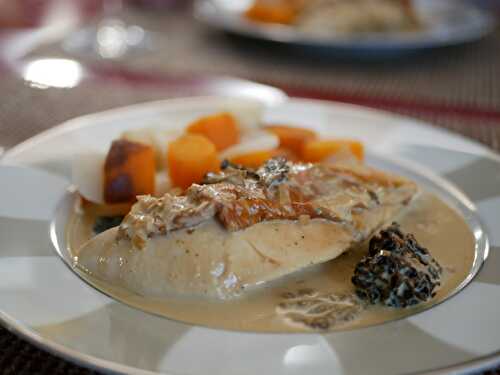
220;130;279;159
155;172;172;197
72;152;106;203
222;100;265;131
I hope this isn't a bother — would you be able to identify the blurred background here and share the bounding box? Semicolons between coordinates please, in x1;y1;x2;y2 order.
0;0;499;373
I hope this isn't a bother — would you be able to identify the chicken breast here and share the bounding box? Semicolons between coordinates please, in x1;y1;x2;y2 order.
76;158;417;299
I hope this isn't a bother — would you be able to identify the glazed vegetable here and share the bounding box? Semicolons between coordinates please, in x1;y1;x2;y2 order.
266;125;317;155
205;99;264;131
230;150;280;169
302;139;364;163
186;112;240;151
122;128;180;169
167;134;220;189
245;0;299;24
230;148;299;168
104;139;156;203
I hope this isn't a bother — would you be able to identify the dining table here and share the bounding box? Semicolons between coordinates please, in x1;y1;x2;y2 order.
0;1;499;374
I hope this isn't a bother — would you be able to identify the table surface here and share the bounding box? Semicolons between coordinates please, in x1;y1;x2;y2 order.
1;2;500;374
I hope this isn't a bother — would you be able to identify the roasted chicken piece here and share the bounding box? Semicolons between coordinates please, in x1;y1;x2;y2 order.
77;158;417;299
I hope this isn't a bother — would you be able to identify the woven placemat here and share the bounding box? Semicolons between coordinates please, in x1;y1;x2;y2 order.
29;4;500;112
2;72;499;151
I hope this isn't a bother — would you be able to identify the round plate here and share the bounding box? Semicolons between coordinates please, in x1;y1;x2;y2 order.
194;0;496;57
1;97;500;375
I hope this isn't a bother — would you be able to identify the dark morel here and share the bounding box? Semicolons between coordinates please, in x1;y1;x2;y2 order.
352;223;442;308
93;216;124;235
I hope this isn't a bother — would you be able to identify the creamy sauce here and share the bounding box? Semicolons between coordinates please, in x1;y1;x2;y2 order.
67;192;475;332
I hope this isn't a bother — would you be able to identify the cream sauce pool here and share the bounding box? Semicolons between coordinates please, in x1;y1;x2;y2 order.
67;192;475;332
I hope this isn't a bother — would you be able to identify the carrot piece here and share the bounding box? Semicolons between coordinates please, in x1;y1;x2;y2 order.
230;147;300;168
230;149;279;169
266;125;317;155
302;139;364;163
186;112;240;151
104;139;156;203
244;0;299;24
167;134;220;189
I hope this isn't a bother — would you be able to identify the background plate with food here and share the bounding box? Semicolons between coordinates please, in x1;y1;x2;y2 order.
195;0;497;57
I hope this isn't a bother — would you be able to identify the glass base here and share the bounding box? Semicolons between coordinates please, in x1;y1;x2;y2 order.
62;18;153;60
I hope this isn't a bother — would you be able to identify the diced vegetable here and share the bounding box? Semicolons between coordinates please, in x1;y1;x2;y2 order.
302;139;364;163
195;98;264;131
230;150;280;169
186;112;240;151
221;130;279;159
225;101;265;130
154;172;173;197
122;128;180;169
72;152;106;203
265;125;317;155
245;0;299;24
231;147;302;168
167;134;220;189
104;139;156;203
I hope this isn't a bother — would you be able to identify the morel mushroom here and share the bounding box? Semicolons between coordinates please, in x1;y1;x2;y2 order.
352;223;442;308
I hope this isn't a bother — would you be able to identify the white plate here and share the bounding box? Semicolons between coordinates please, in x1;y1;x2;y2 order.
195;0;496;57
1;96;500;375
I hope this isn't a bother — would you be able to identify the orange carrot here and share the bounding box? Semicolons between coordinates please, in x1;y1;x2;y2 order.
230;147;301;168
266;125;317;155
230;149;279;169
104;139;156;203
245;0;299;24
167;134;220;189
302;139;364;163
186;112;240;151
